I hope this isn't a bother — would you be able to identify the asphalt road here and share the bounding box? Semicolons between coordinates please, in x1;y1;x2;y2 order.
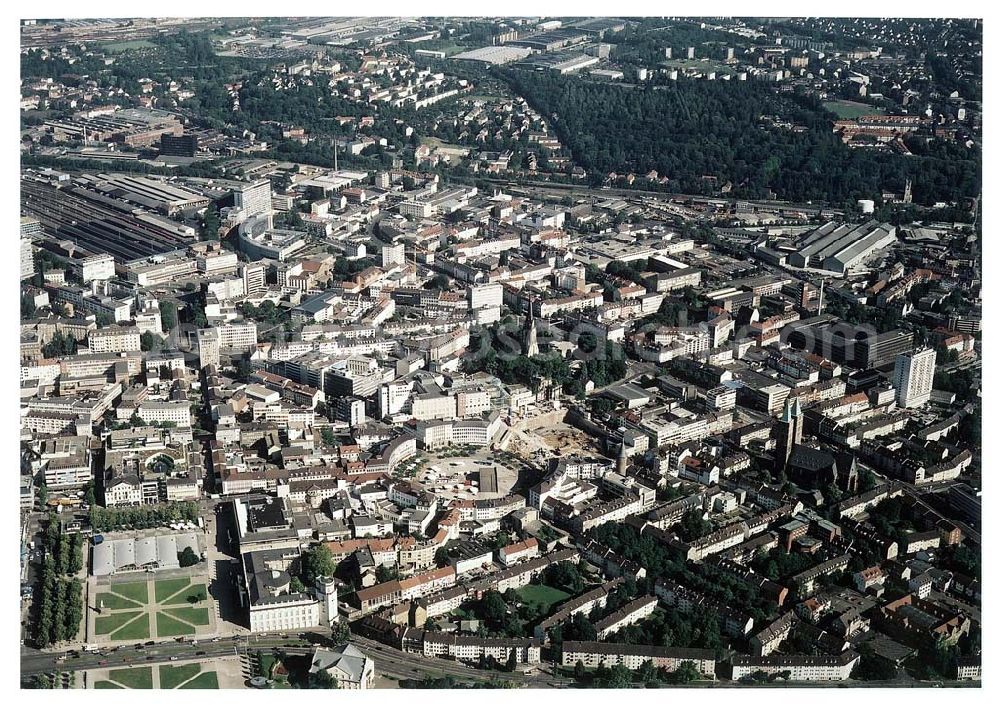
21;631;574;688
348;636;574;688
23;634;976;689
21;638;245;676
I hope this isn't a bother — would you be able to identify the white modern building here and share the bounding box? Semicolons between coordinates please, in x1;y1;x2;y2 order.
731;652;860;682
893;347;936;409
88;327;142;354
381;243;406;268
234;179;273;218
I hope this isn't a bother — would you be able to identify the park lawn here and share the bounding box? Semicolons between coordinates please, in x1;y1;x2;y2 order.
180;671;219;689
155;611;195;637
159;664;201;689
165;606;210;627
155;578;192;603
823;100;874;120
110;581;149;605
162;582;207;606
95;611;141;636
516;584;571;612
109;613;151;641
109;666;153;689
258;652;279;678
94;680;122;689
96;592;140;611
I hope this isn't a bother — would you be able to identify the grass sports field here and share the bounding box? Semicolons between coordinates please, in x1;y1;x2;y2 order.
823;100;875;119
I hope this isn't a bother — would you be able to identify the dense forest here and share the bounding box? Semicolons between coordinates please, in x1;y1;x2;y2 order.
498;69;981;206
604;19;744;66
21;32;256;92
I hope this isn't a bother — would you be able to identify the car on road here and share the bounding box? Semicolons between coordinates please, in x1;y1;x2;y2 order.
169;656;179;661
98;661;108;666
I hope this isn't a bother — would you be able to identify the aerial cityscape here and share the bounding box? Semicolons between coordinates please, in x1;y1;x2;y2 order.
18;15;982;691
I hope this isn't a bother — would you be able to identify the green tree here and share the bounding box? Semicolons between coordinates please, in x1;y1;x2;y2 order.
542;561;584;594
201;205;220;241
302;545;336;584
21;293;37;320
68;533;83;574
677;509;712;542
160;301;178;332
320;428;337;447
480;590;508;627
636;659;658;685
310;669;339;689
605;663;633;688
330;621;351;645
434;547;451;568
41;330;76;359
235;358;253;381
852;644;899;681
178;546;200;567
666;660;701;685
140;331;164;352
94;312;114;328
562;612;598;643
375;565;399;584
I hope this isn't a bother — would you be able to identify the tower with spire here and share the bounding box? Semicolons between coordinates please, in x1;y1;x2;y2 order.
616;435;630;476
524;302;539;358
775;396;803;468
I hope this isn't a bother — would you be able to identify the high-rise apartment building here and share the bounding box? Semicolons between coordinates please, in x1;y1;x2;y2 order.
243;261;267;295
20;238;34;280
198;327;221;369
893;348;936;409
381;243;405;268
234;179;272;218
